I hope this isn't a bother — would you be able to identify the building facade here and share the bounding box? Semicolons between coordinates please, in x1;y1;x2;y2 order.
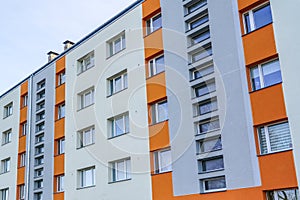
0;0;299;199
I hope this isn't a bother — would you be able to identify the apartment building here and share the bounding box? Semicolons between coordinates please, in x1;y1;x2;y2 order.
0;0;299;199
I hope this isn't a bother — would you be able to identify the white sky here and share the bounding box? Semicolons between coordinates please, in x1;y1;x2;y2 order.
0;0;137;95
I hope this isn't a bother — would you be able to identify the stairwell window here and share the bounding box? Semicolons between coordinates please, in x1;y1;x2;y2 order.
109;158;131;182
201;176;226;193
108;113;129;138
258;121;292;155
198;156;224;173
191;44;212;63
193;80;216;98
194;98;218;116
149;55;165;77
77;52;95;74
153;148;172;174
190;28;210;46
78;126;95;148
250;59;282;91
196;117;220;134
3;103;13;118
150;100;168;124
108;70;128;96
146;13;162;35
190;63;214;81
187;11;209;31
78;88;94;109
243;3;273;33
108;32;126;57
266;188;299;200
186;0;207;15
197;136;222;154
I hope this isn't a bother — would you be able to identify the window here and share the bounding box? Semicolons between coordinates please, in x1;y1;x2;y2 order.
35;145;44;155
193;80;216;97
243;3;272;33
197;118;220;134
1;158;10;173
79;88;94;109
188;12;209;31
198;156;224;173
57;70;66;85
186;0;207;14
56;175;64;192
250;59;282;91
153;148;172;174
78;167;95;188
190;28;210;46
191;44;212;63
19;153;26;167
77;52;95;74
36;111;45;122
35;134;44;144
197;136;222;154
19;184;25;200
108;71;128;96
34;192;42;200
37;80;45;90
110;158;131;182
2;129;11;145
22;94;28;107
34;168;43;178
35;156;44;166
150;100;168;124
36;122;45;133
0;188;8;200
57;138;65;155
201;176;226;193
57;103;65;119
190;63;214;80
36;101;45;111
266;188;300;200
109;113;129;138
149;55;165;77
78;127;95;148
258;121;292;155
3;103;13;118
21;122;27;136
194;98;218;116
146;13;162;35
108;32;126;57
36;90;45;100
34;179;43;190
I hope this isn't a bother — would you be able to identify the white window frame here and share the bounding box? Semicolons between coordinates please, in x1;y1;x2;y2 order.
34;192;42;200
196;117;220;135
58;71;66;85
109;113;129;138
34;179;43;190
188;12;209;31
78;127;95;148
148;55;165;77
35;134;44;144
202;176;226;193
35;145;44;155
190;63;214;80
77;52;95;74
37;80;45;90
1;158;10;173
22;94;28;107
57;175;64;192
34;168;43;178
243;2;272;33
151;100;168;124
146;13;162;35
199;156;224;173
193;80;216;98
197;136;222;154
195;98;218;116
58;103;65;119
110;158;131;182
3;103;13;118
108;71;128;96
78;167;95;188
57;138;65;155
2;129;11;145
0;188;9;200
266;188;300;200
20;153;26;167
34;156;44;166
186;0;207;15
257;121;292;155
21;122;27;136
79;88;94;109
108;32;126;57
19;184;25;200
153;148;172;174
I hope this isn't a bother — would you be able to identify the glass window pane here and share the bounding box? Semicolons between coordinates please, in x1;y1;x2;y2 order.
199;100;217;115
250;67;261;90
114;76;122;93
192;46;212;62
191;30;210;45
201;137;222;153
268;122;292;152
244;13;251;33
157;101;168;122
202;157;224;172
114;38;121;53
262;59;282;87
155;56;165;74
193;64;214;80
258;127;268;154
116;161;125;181
188;0;207;14
253;4;273;29
152;14;162;32
190;14;209;29
204;177;226;191
160;150;172;172
115;117;124;136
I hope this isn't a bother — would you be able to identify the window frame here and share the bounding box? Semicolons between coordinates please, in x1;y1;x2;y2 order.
185;0;207;15
146;13;162;35
0;188;9;200
110;158;131;183
57;138;65;155
78;88;95;110
151;100;168;125
198;156;224;173
109;113;130;138
19;184;25;200
19;153;26;168
78;166;95;188
22;94;28;107
196;117;220;135
78;126;95;148
77;51;95;74
108;70;128;96
56;175;64;192
57;103;65;119
3;103;13;118
21;122;27;136
266;188;299;200
153;148;172;174
201;176;226;193
187;11;209;31
197;136;222;154
194;98;218;116
57;70;66;86
148;55;165;77
108;32;126;57
2;129;12;145
1;158;10;174
34;179;43;190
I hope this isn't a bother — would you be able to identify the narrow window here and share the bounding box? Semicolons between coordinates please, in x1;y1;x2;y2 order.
153;148;172;174
146;13;162;35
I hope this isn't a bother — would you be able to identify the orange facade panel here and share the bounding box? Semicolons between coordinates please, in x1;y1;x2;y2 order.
142;0;160;18
238;0;267;11
56;56;65;74
152;172;174;200
55;118;65;140
55;84;65;105
259;151;298;190
149;121;170;151
53;192;64;200
54;154;65;175
242;24;277;66
146;72;166;103
17;167;25;185
144;29;164;59
250;84;286;125
20;81;28;96
19;107;27;123
18;136;27;153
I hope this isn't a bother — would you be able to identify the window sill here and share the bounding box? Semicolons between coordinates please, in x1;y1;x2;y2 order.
249;82;282;93
77;65;95;76
56;82;65;89
54;191;64;194
189;71;214;83
242;22;273;37
201;188;227;194
149;119;169;127
106;48;126;60
198;168;224;174
1;141;11;146
144;27;162;38
106;87;128;98
19;134;26;139
54;153;65;157
0;171;10;175
76;143;95;150
3;115;12;120
76;185;96;190
55;117;65;123
146;71;165;80
18;166;25;169
77;103;95;112
151;170;172;176
108;132;129;140
258;148;293;157
108;178;131;184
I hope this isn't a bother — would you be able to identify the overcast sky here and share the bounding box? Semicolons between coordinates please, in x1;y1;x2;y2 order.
0;0;137;95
